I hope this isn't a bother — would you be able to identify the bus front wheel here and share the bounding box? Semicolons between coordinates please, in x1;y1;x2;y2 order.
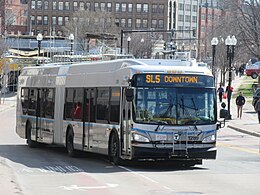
26;122;37;148
66;128;77;157
109;132;121;165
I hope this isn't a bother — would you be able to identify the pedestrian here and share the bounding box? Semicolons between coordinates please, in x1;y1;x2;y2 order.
217;84;224;102
254;99;260;124
225;85;234;102
239;66;244;77
235;91;246;119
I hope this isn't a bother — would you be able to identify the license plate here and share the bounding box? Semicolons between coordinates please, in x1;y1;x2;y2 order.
155;134;167;141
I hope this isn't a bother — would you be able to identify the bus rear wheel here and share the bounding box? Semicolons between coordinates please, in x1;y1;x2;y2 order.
66;128;77;157
109;133;121;165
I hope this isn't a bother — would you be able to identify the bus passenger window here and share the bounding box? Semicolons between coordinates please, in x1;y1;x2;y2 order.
96;88;109;123
45;89;55;119
64;88;74;120
28;88;36;116
110;87;120;124
73;88;83;121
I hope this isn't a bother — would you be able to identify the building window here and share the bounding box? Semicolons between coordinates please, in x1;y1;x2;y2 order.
64;16;69;25
127;18;132;28
107;3;112;11
115;3;120;12
58;2;63;10
100;3;105;11
128;3;132;12
44;1;48;10
65;2;69;10
31;15;35;25
121;18;126;27
58;16;63;25
152;4;157;13
31;1;36;9
151;19;157;28
185;15;190;22
52;16;56;25
94;2;99;11
143;4;148;13
43;15;48;25
193;5;197;12
85;2;91;10
158;4;164;13
185;4;191;11
192;16;197;23
79;2;84;10
136;19;141;28
178;14;184;22
122;3;126;12
73;1;78;11
136;4;142;13
37;16;42;25
158;20;164;29
143;19;148;28
37;0;42;9
179;3;184;10
52;1;57;10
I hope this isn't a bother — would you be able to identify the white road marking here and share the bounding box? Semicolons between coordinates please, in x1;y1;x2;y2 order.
59;183;118;191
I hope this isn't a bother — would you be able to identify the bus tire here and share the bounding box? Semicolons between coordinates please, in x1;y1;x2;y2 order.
26;122;37;148
66;128;77;157
109;132;121;165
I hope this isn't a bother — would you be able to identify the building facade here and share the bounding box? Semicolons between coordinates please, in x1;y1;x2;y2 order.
28;0;169;37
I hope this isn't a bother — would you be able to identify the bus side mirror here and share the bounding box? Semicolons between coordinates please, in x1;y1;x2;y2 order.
126;88;134;102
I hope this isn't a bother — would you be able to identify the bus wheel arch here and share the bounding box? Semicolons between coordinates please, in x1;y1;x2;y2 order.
66;125;77;157
108;130;121;165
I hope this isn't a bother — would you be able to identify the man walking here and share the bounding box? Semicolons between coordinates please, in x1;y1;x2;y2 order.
255;99;260;124
217;84;224;103
235;92;246;119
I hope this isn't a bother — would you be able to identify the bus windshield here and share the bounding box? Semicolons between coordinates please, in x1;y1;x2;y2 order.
133;87;216;125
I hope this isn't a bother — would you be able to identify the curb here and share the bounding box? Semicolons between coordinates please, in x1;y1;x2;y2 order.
227;124;260;138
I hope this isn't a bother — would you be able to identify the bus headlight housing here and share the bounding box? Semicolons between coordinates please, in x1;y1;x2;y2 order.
202;134;216;143
132;133;150;142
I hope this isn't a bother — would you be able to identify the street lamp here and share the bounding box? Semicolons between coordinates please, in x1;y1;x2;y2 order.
127;36;131;54
225;35;237;119
36;33;43;66
141;38;144;58
211;37;219;80
68;33;74;62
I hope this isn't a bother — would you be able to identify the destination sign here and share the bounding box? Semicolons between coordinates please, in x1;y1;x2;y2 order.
132;74;214;88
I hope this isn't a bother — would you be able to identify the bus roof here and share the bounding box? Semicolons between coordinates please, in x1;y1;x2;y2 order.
21;59;212;77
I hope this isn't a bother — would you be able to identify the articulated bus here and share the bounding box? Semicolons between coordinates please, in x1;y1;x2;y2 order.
16;59;224;166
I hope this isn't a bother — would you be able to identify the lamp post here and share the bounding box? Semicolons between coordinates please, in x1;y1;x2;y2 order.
68;33;74;62
36;33;43;66
225;35;237;119
127;36;131;54
211;37;219;81
141;38;144;58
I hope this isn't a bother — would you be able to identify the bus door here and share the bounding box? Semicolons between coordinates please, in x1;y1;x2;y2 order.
35;88;45;142
121;88;132;157
83;88;96;150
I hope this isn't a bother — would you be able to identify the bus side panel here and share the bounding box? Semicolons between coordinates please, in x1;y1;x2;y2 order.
53;85;65;145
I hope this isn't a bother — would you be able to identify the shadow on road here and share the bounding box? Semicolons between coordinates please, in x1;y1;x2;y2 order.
0;144;207;173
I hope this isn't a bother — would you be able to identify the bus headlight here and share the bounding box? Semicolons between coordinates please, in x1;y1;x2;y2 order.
132;133;150;142
202;134;216;143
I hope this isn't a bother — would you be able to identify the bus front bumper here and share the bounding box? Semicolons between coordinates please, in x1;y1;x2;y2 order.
132;146;217;160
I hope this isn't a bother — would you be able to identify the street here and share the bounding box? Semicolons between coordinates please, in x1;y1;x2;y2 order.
1;107;260;195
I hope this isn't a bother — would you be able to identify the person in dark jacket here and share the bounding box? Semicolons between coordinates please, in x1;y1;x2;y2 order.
254;99;260;124
217;84;224;102
235;92;246;119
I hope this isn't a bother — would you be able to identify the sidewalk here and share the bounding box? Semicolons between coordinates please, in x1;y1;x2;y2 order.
0;92;17;113
218;75;260;138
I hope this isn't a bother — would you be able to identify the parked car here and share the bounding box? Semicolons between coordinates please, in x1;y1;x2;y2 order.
245;61;260;79
252;88;260;110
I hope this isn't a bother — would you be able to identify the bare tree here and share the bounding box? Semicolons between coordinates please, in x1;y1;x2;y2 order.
62;10;119;52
